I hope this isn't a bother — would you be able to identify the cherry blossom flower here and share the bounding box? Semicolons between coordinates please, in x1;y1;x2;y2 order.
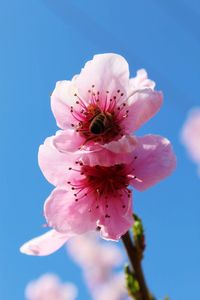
25;274;77;300
181;108;200;171
93;273;128;300
51;53;163;157
20;134;176;256
66;233;127;299
66;232;123;286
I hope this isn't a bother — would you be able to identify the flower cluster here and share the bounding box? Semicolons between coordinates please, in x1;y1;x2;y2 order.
67;232;123;285
94;273;128;300
20;53;176;256
67;232;128;300
25;274;77;300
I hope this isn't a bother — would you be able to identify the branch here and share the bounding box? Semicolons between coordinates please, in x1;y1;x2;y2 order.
122;231;151;300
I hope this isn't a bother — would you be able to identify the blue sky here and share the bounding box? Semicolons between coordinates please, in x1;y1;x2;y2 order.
0;0;200;299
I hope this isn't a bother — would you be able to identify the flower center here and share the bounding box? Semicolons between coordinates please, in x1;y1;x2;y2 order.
77;105;121;143
67;163;132;204
67;160;140;215
83;164;130;196
70;87;129;145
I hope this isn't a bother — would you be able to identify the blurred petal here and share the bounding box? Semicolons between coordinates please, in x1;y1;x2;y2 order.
25;273;77;300
181;107;200;162
20;230;71;256
93;272;127;300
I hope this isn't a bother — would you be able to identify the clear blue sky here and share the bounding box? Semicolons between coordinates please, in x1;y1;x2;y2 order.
0;0;200;299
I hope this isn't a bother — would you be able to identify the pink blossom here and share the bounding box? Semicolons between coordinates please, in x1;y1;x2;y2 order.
25;274;77;300
66;233;126;298
51;54;163;157
67;232;123;286
181;108;200;167
93;273;128;300
21;134;176;256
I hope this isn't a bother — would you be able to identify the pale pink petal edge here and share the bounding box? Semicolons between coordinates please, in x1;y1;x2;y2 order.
20;229;74;256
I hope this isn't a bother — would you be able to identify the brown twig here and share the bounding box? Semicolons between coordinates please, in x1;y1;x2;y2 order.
122;231;151;300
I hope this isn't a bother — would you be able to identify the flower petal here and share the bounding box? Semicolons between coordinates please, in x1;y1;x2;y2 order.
98;193;133;241
20;229;71;256
130;135;176;191
80;136;137;167
53;129;84;152
52;134;137;168
44;188;99;235
129;69;155;90
51;79;78;129
38;135;77;187
102;135;137;154
123;89;163;133
75;53;129;100
181;107;200;162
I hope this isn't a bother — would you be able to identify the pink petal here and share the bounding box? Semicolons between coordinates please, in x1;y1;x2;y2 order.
94;273;127;300
130;135;176;191
44;188;99;235
80;136;137;167
20;229;71;256
124;89;163;133
53;129;84;152
102;135;137;154
51;80;78;129
53;134;137;168
75;53;129;100
25;274;77;300
98;193;133;241
181;107;200;162
129;69;155;90
38;135;76;187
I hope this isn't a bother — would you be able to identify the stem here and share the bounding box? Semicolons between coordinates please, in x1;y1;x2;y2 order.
122;231;150;300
